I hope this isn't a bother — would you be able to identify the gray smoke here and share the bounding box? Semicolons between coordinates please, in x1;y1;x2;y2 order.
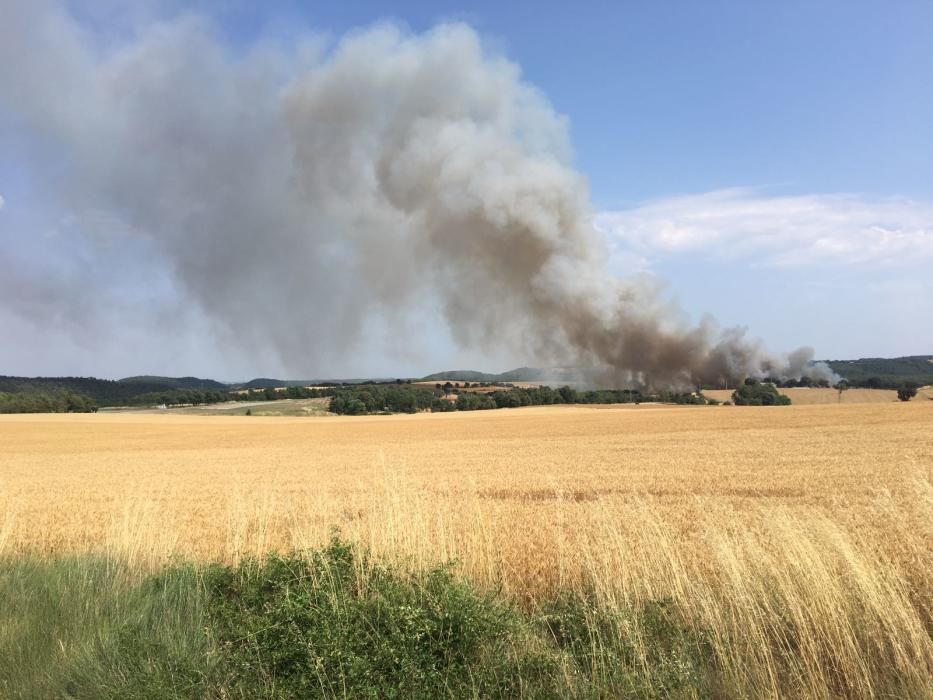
0;3;834;388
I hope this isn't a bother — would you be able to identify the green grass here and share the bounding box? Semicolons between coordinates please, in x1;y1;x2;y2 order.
0;557;209;698
0;539;714;699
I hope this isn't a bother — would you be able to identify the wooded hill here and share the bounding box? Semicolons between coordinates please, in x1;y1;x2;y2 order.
824;355;933;388
424;356;933;390
0;376;209;405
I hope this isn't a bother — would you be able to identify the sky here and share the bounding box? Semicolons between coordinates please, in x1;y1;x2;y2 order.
1;0;931;380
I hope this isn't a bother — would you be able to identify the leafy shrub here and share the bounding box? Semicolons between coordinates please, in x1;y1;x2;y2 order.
203;538;557;698
2;541;721;698
732;380;791;406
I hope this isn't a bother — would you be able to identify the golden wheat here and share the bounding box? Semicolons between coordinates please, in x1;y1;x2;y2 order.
2;401;931;696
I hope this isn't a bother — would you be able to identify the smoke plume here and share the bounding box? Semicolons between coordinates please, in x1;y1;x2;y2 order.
0;3;833;388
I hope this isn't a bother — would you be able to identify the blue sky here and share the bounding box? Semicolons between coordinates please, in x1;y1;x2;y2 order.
1;1;931;379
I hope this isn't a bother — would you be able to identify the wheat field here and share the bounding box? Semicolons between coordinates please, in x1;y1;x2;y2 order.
2;401;932;696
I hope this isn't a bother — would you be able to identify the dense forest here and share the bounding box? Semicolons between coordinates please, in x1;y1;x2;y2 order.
0;375;222;405
0;376;339;411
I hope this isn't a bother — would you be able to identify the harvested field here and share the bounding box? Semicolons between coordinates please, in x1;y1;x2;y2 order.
705;385;933;404
2;402;932;696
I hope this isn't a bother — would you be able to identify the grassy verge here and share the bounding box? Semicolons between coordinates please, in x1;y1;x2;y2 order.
0;556;209;698
3;537;930;698
0;539;714;699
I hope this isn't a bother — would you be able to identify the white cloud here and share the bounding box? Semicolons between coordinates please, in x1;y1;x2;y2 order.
0;194;5;210
595;188;933;267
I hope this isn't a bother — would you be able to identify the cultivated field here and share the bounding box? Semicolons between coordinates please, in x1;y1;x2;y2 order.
705;385;933;404
2;401;932;696
130;397;332;416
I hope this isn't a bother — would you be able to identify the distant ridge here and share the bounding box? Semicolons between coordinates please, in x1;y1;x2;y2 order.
118;375;228;390
823;355;933;387
236;378;312;390
423;357;933;388
0;375;216;404
420;370;503;383
421;367;572;383
234;377;397;389
3;355;929;406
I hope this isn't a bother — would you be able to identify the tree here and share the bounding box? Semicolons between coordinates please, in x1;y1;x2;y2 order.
835;380;849;403
558;385;578;404
897;385;918;402
732;380;791;406
346;399;367;415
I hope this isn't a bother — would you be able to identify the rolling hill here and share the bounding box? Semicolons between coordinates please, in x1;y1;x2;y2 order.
423;357;933;389
118;376;228;390
1;375;228;405
824;355;933;388
4;354;928;407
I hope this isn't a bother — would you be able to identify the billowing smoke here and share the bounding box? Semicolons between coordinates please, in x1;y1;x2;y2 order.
0;3;833;388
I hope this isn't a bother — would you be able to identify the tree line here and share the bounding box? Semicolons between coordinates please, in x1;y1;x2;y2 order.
327;383;722;415
127;385;338;407
0;391;98;413
769;375;926;392
0;375;216;405
0;381;797;414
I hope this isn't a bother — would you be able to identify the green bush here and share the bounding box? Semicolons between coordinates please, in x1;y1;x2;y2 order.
0;542;714;698
202;538;557;698
732;379;791;406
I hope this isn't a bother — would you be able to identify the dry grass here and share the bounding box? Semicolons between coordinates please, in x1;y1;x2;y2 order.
2;402;932;697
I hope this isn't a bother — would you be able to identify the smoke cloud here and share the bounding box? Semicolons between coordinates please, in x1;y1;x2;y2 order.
0;2;833;388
